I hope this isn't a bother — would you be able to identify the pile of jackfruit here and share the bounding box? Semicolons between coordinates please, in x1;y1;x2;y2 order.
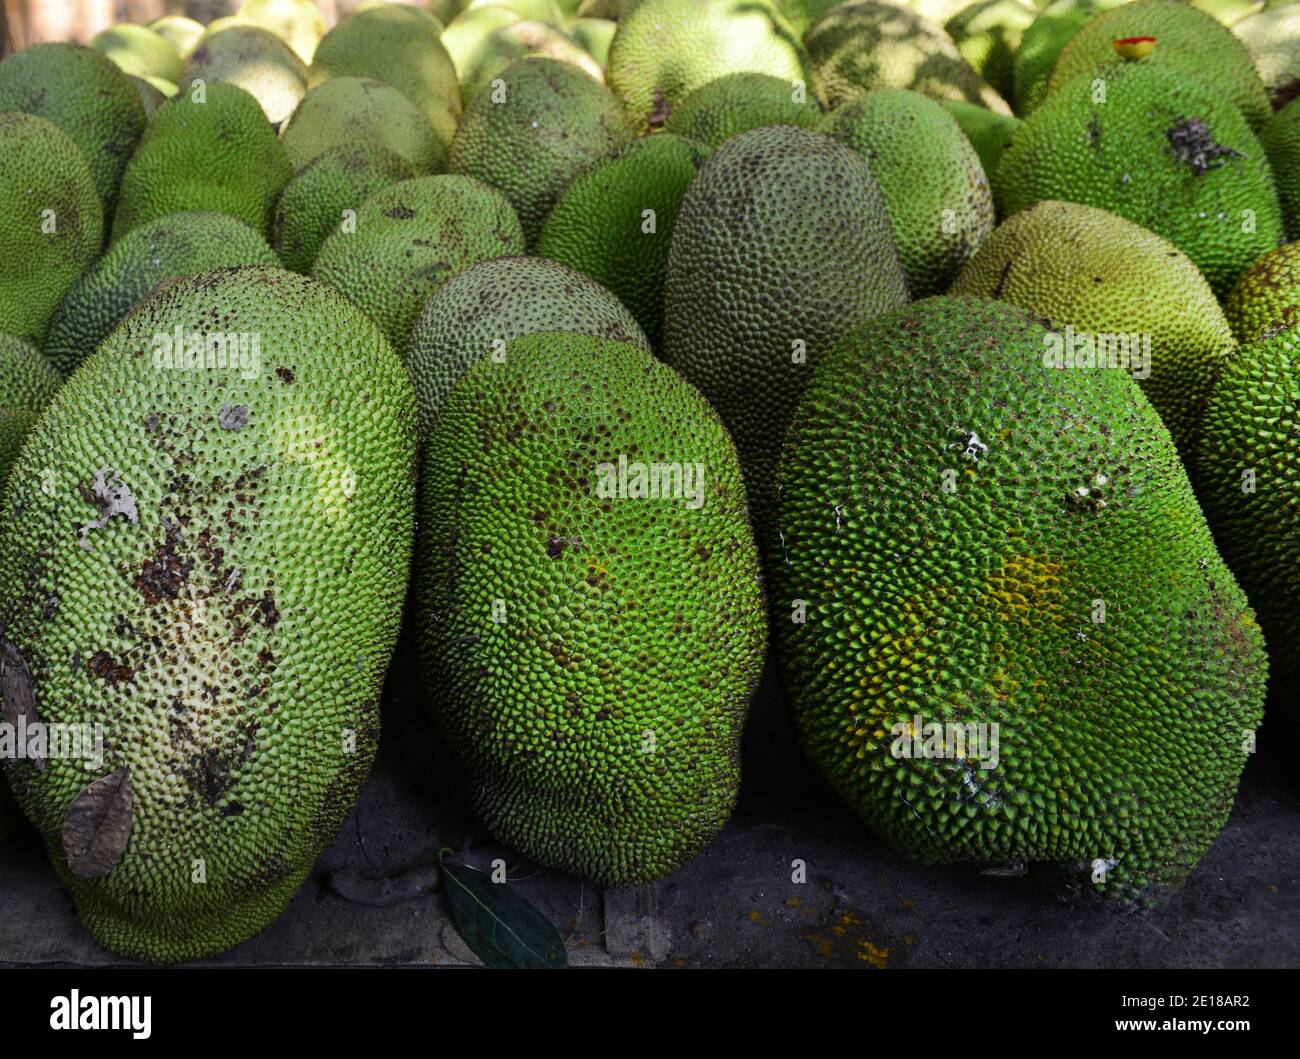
0;0;1296;962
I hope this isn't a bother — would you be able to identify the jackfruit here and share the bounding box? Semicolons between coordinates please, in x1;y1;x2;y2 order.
1046;0;1272;132
1223;241;1300;341
150;16;206;59
944;0;1036;100
112;83;291;244
771;295;1266;908
130;76;171;119
0;113;103;346
459;20;605;104
237;0;328;63
0;43;147;215
951;200;1236;456
994;62;1283;296
440;5;524;82
308;6;462;152
537;134;702;347
1233;6;1300;108
280;77;447;175
662;125;909;525
939;99;1020;177
1197;325;1300;715
0;267;416;963
1262;96;1300;240
820;89;994;296
569;18;617;66
1011;0;1127;116
90;25;184;85
806;0;1013;114
272;144;414;274
43;212;281;376
312;174;525;358
407;256;650;435
464;0;565;19
775;0;843;35
180;25;308;127
0;333;62;481
662;73;822;151
415;331;766;884
607;0;814;132
449;57;633;246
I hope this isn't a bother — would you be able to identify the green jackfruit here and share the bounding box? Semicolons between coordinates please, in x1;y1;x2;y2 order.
1233;6;1300;109
272;144;414;274
89;24;184;85
1011;0;1127;116
662;72;823;151
280;77;447;175
569;18;617;66
0;333;62;481
1262;96;1300;241
944;0;1036;100
607;0;814;132
951;200;1236;457
939;99;1020;177
775;0;843;35
130;76;170;119
180;25;308;127
820;89;994;296
771;295;1266;908
150;16;206;59
1198;325;1300;715
0;267;416;963
237;0;328;63
0;113;103;347
662;125;909;525
407;256;650;436
43;212;281;376
536;133;703;347
308;6;462;151
994;62;1282;296
0;43;147;214
312;175;525;358
440;5;524;81
449;57;633;246
460;20;604;107
1046;0;1271;132
1224;241;1300;341
112;83;291;244
806;0;1012;114
415;331;766;884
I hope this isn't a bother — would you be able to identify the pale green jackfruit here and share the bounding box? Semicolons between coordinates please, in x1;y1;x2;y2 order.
1233;6;1300;109
90;25;184;85
944;0;1036;100
180;25;308;126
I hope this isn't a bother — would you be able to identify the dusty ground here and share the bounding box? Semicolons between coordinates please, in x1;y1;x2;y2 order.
2;666;1298;968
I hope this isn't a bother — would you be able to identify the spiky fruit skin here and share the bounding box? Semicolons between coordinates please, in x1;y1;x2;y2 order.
771;296;1266;909
280;77;446;175
415;332;766;884
407;256;650;437
938;99;1020;179
1046;0;1271;132
1198;327;1300;715
951;200;1236;458
805;0;1012;115
662;72;823;151
1011;0;1128;116
308;6;462;151
0;268;417;963
449;58;633;246
272;144;414;274
1262;97;1300;242
994;62;1282;297
662;125;908;527
536;134;702;348
607;0;813;132
944;0;1036;100
820;89;994;297
180;26;308;127
460;20;604;105
0;333;62;481
0;43;146;215
1224;242;1300;342
312;175;524;359
43;212;280;377
111;83;291;244
1233;7;1300;109
0;113;103;347
89;24;184;84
